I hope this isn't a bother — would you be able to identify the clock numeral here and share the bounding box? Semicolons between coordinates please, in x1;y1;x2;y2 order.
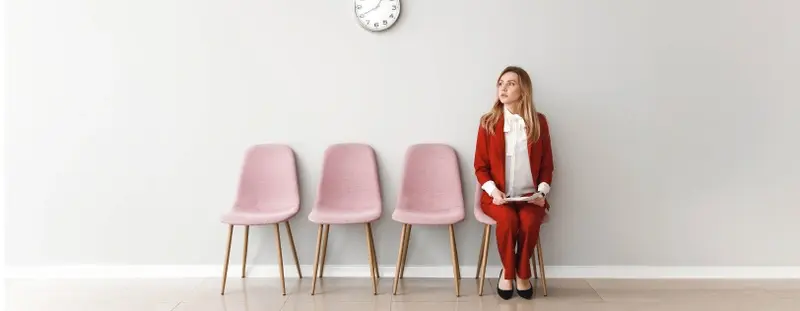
392;5;397;10
390;14;395;19
382;20;387;25
365;19;370;25
373;22;379;27
356;4;362;9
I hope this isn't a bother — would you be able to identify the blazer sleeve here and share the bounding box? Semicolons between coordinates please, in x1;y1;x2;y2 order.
474;123;493;186
538;114;554;185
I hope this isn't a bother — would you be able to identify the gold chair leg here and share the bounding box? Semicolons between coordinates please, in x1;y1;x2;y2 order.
284;221;302;278
365;223;378;295
274;224;286;296
310;224;324;295
220;225;234;295
476;226;488;279
399;224;411;279
477;224;491;296
392;224;408;295
367;223;380;278
448;224;461;297
319;224;330;278
532;253;539;279
241;225;250;278
537;238;548;296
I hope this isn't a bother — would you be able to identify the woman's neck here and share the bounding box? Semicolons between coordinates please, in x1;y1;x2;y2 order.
504;102;519;114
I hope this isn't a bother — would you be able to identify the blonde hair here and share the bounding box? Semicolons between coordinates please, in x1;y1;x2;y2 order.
480;66;541;142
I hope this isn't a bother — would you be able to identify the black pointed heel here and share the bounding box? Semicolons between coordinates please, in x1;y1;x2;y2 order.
497;270;514;300
517;280;534;299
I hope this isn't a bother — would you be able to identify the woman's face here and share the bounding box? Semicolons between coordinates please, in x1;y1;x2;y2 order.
497;71;521;105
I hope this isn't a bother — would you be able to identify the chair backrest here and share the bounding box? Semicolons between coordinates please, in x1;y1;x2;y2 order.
396;144;463;212
233;144;299;213
315;143;382;210
474;181;484;215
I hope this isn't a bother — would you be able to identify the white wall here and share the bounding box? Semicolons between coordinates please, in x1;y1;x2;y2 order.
5;0;800;271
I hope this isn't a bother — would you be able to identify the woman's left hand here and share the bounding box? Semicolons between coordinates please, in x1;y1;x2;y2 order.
528;196;546;207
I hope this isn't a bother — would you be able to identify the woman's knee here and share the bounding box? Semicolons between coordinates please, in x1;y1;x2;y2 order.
495;213;520;232
518;211;544;232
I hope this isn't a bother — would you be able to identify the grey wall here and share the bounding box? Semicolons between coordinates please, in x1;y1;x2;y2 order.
5;0;799;268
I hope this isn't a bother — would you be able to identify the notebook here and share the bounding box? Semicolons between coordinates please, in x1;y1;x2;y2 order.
505;192;543;202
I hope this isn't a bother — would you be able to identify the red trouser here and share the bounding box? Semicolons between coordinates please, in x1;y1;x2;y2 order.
481;201;546;280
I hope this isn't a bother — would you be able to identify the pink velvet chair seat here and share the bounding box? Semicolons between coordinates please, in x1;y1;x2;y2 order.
308;205;381;224
392;202;465;225
221;207;298;225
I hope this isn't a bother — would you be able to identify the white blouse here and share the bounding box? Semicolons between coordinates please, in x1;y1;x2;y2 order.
481;108;551;198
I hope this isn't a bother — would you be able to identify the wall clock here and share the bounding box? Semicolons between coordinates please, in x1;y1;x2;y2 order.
354;0;401;32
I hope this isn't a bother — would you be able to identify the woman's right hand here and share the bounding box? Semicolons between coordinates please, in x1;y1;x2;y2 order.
491;189;507;205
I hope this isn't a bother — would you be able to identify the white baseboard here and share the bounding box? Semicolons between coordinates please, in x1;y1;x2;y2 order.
6;265;800;279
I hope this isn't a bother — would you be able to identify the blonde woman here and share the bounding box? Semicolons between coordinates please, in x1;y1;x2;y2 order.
473;66;554;300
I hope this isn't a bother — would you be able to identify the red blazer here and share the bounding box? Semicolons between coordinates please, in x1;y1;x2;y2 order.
474;113;554;205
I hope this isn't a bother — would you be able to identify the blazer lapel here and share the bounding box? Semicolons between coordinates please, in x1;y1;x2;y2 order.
495;117;506;192
526;123;538;186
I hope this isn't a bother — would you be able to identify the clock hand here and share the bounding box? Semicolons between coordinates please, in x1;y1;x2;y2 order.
361;0;383;16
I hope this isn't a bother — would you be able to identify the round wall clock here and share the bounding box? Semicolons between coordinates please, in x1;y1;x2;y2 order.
354;0;401;32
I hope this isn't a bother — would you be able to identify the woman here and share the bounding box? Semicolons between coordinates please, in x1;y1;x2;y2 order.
474;66;553;300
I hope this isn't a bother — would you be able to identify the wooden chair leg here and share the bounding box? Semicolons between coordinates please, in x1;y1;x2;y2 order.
274;224;286;296
536;238;548;296
476;227;488;279
241;225;250;278
220;225;234;295
477;224;491;296
367;224;379;278
284;222;302;278
319;224;330;278
310;224;324;295
399;224;411;279
448;224;461;297
365;223;378;295
392;224;409;295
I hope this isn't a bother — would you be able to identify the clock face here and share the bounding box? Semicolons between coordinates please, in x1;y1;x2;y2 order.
354;0;400;32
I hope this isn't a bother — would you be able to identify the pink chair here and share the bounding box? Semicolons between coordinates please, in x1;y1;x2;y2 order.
473;182;549;296
309;143;382;295
391;144;465;297
219;144;302;296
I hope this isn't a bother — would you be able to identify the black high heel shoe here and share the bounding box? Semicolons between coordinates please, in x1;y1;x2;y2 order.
516;279;534;300
497;270;514;300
